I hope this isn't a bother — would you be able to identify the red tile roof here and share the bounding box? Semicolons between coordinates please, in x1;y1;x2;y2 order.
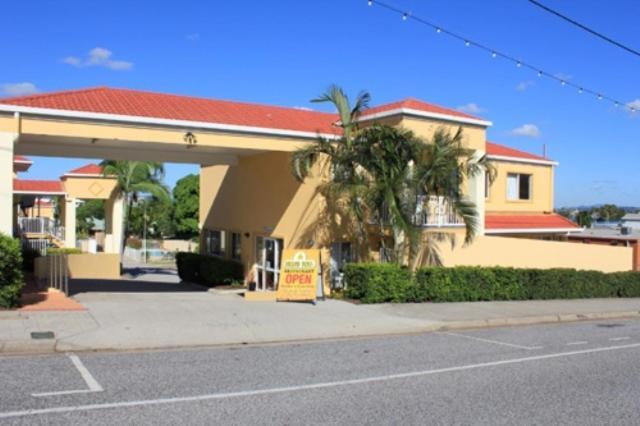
486;141;552;162
13;179;65;194
13;155;32;163
0;87;340;135
65;163;103;176
485;213;579;231
359;97;483;121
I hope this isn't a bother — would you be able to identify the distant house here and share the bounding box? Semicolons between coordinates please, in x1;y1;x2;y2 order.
621;213;640;231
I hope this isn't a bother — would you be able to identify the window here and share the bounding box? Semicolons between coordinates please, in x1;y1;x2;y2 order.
205;229;226;257
507;173;531;200
231;232;242;261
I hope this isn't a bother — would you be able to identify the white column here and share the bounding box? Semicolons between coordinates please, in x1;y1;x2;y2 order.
0;132;16;236
64;197;77;248
468;150;486;236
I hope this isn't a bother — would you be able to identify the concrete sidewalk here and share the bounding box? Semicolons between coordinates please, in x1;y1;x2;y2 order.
2;289;640;354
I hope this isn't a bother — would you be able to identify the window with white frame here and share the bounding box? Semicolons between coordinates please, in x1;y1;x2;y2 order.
506;173;531;200
205;229;226;257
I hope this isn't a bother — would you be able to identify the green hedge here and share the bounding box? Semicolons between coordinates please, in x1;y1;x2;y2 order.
0;234;25;308
176;252;244;287
344;263;640;304
344;263;412;303
48;248;82;255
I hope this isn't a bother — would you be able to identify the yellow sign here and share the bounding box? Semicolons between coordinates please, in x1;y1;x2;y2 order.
276;249;319;302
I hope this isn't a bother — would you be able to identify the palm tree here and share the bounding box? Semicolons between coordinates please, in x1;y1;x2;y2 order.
291;85;493;267
100;160;170;255
410;128;495;265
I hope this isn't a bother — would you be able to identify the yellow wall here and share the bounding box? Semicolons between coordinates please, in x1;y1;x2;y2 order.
396;117;487;152
62;176;118;200
485;161;554;213
200;152;358;292
440;235;632;272
34;253;121;280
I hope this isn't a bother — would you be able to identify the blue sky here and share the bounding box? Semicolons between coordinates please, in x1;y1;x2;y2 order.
1;0;638;207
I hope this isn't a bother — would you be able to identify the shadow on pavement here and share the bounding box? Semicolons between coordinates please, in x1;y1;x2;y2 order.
69;279;207;295
123;266;178;278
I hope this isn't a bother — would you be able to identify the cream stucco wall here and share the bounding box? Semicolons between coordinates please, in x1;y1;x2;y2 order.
62;176;118;200
35;253;121;280
440;235;632;272
485;161;554;213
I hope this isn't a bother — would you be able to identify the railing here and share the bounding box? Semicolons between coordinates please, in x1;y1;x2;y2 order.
17;217;65;241
21;238;49;256
47;254;69;296
414;195;464;227
372;196;464;228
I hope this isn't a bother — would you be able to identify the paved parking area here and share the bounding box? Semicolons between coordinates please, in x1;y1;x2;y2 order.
2;319;640;424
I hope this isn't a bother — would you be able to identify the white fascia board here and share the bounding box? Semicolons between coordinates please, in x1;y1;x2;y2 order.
62;173;105;178
13;159;33;164
0;104;341;141
485;227;582;234
486;154;558;166
358;107;493;128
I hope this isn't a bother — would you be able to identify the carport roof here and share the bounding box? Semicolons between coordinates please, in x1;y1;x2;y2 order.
0;87;492;136
0;87;341;135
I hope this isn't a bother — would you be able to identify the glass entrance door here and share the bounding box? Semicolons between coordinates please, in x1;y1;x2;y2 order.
255;237;283;291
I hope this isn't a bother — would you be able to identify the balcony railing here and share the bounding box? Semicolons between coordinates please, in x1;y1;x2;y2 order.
17;217;65;241
372;195;464;228
414;195;464;227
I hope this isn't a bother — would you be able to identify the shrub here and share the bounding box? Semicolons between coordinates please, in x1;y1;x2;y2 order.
344;263;412;303
48;247;82;255
198;255;243;287
0;234;25;309
176;252;201;282
345;264;640;304
176;252;244;287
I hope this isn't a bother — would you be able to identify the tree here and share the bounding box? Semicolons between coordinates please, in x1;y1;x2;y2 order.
577;211;592;228
291;85;490;266
173;174;200;238
76;199;105;237
100;161;170;253
129;197;175;238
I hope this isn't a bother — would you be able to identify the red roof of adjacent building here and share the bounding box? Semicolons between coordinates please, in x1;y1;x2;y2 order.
359;97;483;122
13;179;65;194
0;87;341;135
485;213;579;231
65;163;103;176
13;155;32;163
486;141;552;162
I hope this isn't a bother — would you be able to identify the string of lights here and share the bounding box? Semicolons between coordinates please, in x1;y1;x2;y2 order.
367;0;636;113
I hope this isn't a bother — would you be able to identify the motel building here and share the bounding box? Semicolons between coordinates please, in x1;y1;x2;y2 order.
0;87;635;295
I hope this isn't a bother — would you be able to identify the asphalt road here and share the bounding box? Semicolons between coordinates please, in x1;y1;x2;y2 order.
2;319;640;425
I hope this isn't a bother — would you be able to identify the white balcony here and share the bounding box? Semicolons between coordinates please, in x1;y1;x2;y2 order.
414;195;464;227
17;217;65;241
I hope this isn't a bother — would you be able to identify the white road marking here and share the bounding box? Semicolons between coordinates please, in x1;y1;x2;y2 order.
441;331;543;350
31;353;103;397
566;341;588;346
5;342;640;419
609;337;630;342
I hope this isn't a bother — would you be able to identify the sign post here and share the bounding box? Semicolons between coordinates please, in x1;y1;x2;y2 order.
276;249;319;303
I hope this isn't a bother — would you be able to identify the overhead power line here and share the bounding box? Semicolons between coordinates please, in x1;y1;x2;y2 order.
528;0;640;59
366;0;636;113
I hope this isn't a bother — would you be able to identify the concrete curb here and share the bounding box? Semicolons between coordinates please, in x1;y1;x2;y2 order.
2;310;640;356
